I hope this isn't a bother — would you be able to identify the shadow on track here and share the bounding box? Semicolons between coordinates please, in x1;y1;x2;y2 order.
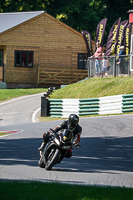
0;136;133;173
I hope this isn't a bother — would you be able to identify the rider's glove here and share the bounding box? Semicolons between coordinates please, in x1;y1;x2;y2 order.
71;143;75;149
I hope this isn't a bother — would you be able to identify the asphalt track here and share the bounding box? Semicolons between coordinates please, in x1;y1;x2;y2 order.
0;93;43;126
0;94;133;187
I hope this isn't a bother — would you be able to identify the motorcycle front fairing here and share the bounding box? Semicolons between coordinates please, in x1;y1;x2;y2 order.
61;129;73;144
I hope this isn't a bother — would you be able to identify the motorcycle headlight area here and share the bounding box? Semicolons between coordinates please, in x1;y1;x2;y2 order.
54;138;60;146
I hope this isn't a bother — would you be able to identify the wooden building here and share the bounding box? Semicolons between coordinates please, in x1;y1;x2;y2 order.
0;11;95;88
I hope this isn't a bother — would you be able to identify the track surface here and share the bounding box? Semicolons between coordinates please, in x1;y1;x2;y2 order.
0;93;43;126
0;115;133;187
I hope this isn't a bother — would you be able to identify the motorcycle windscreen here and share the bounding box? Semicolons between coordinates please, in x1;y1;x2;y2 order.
62;129;73;143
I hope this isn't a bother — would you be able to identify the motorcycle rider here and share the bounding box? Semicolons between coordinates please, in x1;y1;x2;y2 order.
38;114;82;158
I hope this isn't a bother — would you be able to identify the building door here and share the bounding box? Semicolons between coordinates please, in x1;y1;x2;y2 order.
0;50;4;82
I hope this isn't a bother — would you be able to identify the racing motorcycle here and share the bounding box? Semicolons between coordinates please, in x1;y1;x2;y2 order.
38;129;80;170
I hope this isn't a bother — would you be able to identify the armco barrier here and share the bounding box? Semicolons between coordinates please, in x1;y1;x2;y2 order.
122;94;133;113
49;99;63;117
98;95;123;115
49;99;79;118
79;98;99;116
48;94;133;118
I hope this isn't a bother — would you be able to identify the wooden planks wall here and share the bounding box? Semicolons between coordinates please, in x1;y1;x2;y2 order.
38;13;89;85
0;67;2;81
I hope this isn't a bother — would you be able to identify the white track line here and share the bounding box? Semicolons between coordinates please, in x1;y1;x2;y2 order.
32;107;41;123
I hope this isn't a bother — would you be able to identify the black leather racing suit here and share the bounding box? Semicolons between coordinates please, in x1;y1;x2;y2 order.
42;120;82;157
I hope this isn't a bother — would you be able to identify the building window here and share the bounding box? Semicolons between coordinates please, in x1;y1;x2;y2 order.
15;51;34;68
78;53;88;69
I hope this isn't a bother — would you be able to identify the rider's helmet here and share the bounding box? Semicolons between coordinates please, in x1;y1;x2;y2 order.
68;114;79;129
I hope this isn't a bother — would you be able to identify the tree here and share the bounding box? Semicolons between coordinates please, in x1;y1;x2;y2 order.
0;0;45;12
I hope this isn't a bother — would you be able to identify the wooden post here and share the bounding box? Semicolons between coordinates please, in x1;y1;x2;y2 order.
87;58;90;79
36;64;40;87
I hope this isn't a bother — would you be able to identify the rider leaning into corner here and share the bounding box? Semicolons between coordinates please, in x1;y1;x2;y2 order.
38;114;82;158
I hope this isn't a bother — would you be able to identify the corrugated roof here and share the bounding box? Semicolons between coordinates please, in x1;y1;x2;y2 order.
0;11;44;33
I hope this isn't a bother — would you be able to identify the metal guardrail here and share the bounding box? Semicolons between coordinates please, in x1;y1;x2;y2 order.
49;99;63;117
123;94;133;113
79;98;99;116
47;94;133;118
49;99;79;118
87;55;131;78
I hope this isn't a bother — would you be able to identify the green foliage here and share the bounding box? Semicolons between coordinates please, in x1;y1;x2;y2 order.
50;77;133;99
0;0;133;42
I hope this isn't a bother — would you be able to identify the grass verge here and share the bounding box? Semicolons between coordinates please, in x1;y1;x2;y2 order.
0;182;133;200
0;88;48;102
39;116;62;122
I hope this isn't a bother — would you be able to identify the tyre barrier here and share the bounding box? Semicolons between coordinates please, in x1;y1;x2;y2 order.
48;94;133;118
41;87;56;117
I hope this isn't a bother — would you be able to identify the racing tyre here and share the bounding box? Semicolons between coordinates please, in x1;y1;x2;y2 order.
45;147;60;170
38;157;45;168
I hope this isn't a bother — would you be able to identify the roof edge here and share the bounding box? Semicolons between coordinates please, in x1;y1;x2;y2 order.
0;11;45;36
0;11;45;15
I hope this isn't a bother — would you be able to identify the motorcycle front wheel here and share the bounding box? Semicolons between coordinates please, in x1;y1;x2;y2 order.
45;146;60;170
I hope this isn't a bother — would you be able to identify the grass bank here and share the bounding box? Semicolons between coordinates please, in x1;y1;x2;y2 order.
0;182;133;200
50;77;133;99
0;88;47;102
1;77;133;102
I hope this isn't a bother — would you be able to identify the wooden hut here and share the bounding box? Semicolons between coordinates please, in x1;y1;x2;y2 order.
0;11;95;88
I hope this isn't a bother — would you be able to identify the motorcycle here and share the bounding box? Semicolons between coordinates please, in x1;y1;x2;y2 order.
38;129;81;170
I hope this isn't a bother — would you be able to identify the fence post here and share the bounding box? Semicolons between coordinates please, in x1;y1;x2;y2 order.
128;54;131;76
87;58;90;79
114;56;116;77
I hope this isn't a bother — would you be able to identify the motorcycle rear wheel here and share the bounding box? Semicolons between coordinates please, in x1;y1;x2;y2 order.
38;157;45;168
